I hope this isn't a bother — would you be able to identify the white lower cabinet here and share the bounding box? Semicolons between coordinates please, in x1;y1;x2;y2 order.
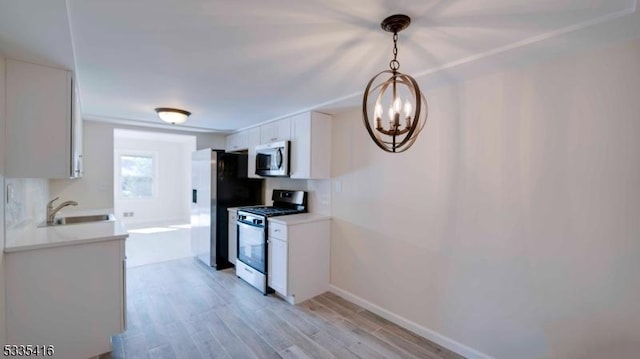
268;237;288;295
6;239;126;359
228;208;238;264
267;217;330;304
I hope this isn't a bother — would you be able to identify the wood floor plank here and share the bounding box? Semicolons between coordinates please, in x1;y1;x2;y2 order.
302;299;343;324
202;309;259;359
280;345;314;359
144;287;180;326
321;292;366;314
270;301;320;337
264;307;335;359
373;327;441;359
115;258;466;359
122;333;150;359
131;294;170;350
192;283;228;309
338;319;419;359
183;316;230;359
356;309;396;328
310;330;361;359
164;321;205;359
147;344;177;359
214;306;281;359
232;306;294;352
380;322;465;359
295;303;359;348
314;295;381;333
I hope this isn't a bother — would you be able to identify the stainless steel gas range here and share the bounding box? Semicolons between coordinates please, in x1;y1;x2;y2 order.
235;189;307;294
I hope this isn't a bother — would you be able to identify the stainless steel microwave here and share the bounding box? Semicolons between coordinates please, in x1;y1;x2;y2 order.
255;140;290;177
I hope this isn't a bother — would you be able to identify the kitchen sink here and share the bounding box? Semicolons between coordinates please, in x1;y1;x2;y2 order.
44;214;115;226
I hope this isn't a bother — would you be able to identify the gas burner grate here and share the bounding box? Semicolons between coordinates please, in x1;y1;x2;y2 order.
239;206;303;217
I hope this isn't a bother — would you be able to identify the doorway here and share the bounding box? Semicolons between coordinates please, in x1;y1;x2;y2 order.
113;129;196;267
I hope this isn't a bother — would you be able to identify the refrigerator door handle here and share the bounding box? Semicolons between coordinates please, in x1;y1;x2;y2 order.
192;189;197;203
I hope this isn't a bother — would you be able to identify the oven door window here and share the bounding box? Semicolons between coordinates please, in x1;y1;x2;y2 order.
237;222;266;273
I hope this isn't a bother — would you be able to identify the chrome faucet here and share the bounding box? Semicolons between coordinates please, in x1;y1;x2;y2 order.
46;197;78;225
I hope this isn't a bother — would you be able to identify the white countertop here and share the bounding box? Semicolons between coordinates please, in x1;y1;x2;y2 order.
4;210;129;253
268;213;331;225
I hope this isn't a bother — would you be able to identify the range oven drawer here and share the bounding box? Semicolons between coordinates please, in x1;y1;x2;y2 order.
268;222;287;239
236;260;267;294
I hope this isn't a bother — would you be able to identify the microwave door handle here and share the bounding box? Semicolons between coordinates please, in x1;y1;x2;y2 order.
276;148;283;169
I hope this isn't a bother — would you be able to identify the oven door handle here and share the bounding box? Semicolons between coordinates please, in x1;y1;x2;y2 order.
237;220;264;229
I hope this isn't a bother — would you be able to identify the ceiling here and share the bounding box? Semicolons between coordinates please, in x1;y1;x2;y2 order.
0;0;638;133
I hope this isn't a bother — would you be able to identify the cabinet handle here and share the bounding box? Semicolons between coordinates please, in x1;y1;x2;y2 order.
274;229;280;232
271;137;277;141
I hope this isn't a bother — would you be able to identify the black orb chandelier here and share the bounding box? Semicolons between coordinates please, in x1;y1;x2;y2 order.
362;14;427;153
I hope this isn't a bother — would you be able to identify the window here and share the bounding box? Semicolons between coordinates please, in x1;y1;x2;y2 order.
119;154;155;199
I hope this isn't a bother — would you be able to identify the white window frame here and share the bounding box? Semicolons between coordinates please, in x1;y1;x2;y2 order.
116;150;159;200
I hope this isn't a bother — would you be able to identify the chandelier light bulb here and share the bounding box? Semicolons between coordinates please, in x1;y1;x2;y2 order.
393;97;402;114
404;102;412;118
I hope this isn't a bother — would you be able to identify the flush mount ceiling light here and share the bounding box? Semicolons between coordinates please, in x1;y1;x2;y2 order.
363;14;427;153
154;107;191;125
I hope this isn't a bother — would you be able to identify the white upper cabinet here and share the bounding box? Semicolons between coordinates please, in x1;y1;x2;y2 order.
290;112;332;179
5;59;83;178
225;130;249;152
260;117;291;144
247;126;261;178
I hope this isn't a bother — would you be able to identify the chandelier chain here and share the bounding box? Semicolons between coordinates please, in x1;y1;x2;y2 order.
389;32;400;71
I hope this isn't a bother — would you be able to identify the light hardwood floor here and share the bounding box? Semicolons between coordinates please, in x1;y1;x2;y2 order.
106;258;465;359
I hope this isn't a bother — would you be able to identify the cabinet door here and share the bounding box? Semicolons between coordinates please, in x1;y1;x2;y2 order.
290;112;331;179
260;121;277;144
247;127;261;178
226;131;249;152
261;117;291;143
228;211;238;265
275;117;291;141
268;237;288;295
6;59;74;178
71;82;84;178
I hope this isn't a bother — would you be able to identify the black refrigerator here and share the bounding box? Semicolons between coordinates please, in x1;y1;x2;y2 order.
191;149;263;269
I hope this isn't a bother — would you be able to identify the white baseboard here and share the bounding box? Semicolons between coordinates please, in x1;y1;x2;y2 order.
328;284;494;359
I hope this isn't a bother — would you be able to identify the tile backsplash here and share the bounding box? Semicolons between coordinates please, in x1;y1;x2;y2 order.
5;178;49;230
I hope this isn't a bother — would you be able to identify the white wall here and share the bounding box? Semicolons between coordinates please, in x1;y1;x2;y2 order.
0;52;7;346
114;134;195;225
330;38;640;359
50;121;225;213
263;178;330;215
